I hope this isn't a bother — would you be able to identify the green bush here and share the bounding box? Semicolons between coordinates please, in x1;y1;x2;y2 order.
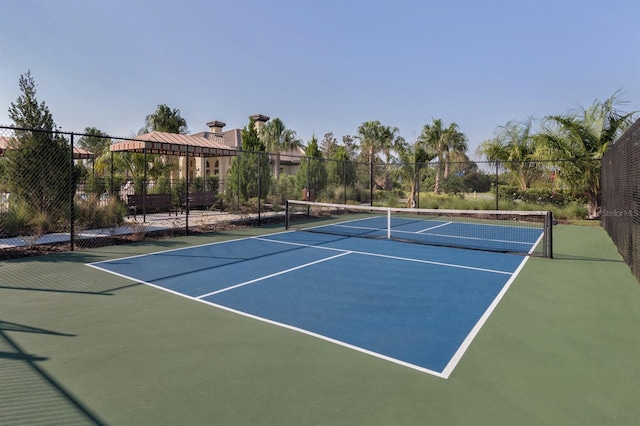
0;202;31;236
152;176;172;195
75;195;126;230
494;185;581;207
84;174;106;194
206;175;219;193
274;175;298;202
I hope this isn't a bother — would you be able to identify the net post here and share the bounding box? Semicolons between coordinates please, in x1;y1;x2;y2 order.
285;199;290;230
545;211;553;258
387;208;391;239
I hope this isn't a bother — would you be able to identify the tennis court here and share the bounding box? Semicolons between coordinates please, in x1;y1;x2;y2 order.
88;209;543;378
2;222;640;425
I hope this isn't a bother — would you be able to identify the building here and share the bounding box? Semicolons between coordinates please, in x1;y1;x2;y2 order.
109;114;305;192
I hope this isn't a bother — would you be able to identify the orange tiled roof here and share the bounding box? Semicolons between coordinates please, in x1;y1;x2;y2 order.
110;131;237;157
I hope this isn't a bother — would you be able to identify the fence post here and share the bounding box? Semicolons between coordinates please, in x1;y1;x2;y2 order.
369;155;374;206
495;161;499;211
307;157;311;197
258;152;262;226
343;159;347;205
417;163;421;209
185;148;190;235
110;150;114;196
69;133;75;251
143;147;148;222
236;150;241;210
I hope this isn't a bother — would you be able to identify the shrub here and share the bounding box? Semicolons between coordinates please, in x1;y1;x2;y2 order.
75;195;126;230
0;202;31;236
494;185;580;207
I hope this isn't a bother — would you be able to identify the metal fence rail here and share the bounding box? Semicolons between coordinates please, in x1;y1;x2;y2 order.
601;118;640;282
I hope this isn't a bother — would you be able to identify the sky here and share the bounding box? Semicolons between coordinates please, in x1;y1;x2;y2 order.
1;0;639;159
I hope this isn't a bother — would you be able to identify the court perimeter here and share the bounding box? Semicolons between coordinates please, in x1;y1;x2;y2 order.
1;224;639;425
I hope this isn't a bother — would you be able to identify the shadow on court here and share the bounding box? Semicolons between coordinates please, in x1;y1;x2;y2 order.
0;320;106;425
553;253;626;263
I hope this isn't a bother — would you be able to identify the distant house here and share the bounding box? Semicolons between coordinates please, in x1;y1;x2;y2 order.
192;114;305;179
108;114;305;192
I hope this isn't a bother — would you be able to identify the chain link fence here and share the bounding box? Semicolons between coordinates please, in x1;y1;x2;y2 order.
601;118;640;283
1;125;588;259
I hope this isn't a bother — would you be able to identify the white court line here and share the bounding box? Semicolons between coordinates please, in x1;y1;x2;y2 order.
195;251;352;299
392;228;537;246
87;231;532;379
439;232;545;378
309;219;540;247
325;224;381;231
416;221;452;233
89;258;447;377
86;229;299;266
198;298;447;378
254;236;513;275
440;253;531;379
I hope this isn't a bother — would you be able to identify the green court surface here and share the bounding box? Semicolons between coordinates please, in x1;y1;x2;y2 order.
1;224;639;425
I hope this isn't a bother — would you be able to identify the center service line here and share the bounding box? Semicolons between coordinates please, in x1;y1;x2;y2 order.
195;251;352;299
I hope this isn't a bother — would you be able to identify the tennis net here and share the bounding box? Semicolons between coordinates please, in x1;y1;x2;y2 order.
285;200;553;258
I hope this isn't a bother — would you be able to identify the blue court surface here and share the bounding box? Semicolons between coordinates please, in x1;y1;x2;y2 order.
88;230;536;378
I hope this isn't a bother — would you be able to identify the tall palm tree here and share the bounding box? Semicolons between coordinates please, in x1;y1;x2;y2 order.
442;124;468;179
259;117;301;181
141;104;188;134
536;92;637;218
477;117;542;190
418;118;458;194
356;121;401;191
393;139;436;207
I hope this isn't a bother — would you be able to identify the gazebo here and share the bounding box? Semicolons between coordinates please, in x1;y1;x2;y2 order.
0;135;96;159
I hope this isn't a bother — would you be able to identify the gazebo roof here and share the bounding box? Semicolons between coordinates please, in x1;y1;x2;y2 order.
110;131;237;157
0;136;96;159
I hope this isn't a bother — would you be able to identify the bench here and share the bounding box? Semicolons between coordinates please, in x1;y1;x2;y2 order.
127;194;175;218
181;192;217;213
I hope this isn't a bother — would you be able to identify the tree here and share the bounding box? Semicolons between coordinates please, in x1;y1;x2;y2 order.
327;145;357;188
477;118;543;190
320;132;339;159
356;121;401;191
393;139;436;207
78;127;111;157
227;117;271;202
417;119;460;194
6;71;75;227
536;92;637;218
341;134;358;159
442;124;468;179
140;104;188;134
296;135;328;196
259;117;301;181
112;151;174;194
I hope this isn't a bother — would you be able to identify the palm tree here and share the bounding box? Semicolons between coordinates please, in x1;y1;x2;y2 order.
393;139;436;207
442;124;468;179
78;127;111;156
259;117;301;181
477;117;542;190
141;104;188;134
536;92;637;218
418;119;459;194
356;121;401;191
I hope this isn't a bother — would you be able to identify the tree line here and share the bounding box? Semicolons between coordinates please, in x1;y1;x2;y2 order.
3;70;637;222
